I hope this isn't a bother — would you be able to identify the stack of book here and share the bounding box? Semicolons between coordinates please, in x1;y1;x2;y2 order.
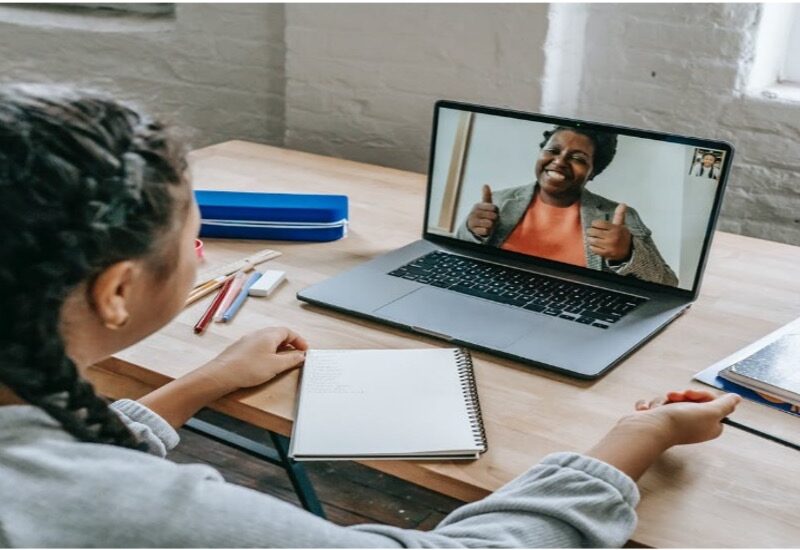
718;333;800;408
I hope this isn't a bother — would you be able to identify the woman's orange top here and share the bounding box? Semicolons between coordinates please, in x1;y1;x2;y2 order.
500;195;587;267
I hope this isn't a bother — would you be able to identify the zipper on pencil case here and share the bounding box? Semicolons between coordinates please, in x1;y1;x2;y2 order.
201;218;348;229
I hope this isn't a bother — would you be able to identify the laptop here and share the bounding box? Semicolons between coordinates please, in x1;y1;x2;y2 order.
298;100;733;378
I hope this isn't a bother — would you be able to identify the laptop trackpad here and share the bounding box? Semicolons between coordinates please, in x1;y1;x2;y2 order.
374;287;531;349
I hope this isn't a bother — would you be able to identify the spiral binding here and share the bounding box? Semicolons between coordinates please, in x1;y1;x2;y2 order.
453;348;488;453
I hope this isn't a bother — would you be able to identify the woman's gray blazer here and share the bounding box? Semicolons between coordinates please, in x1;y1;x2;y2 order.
456;183;679;287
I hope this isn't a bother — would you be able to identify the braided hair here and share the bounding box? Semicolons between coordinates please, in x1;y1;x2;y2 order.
539;126;618;178
0;85;187;450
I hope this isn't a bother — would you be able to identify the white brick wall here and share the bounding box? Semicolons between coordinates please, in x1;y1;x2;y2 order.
282;3;800;244
558;3;800;244
284;4;549;172
1;3;799;244
0;4;286;148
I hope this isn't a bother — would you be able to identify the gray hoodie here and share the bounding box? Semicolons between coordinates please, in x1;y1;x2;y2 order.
0;400;639;547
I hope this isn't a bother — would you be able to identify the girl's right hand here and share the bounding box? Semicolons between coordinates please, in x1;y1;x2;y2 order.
587;389;741;481
629;389;741;447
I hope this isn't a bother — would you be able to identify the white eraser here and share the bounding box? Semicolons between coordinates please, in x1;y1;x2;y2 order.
248;270;286;297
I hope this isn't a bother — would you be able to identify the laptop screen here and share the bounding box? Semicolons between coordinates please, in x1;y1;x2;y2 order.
425;102;731;293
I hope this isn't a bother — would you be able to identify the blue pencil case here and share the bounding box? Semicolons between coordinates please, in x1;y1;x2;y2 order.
195;190;349;242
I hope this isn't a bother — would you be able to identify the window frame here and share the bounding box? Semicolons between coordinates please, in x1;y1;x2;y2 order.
780;7;800;84
747;3;800;101
55;4;175;16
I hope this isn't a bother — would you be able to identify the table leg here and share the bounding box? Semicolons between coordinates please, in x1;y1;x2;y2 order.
184;417;326;518
268;431;326;518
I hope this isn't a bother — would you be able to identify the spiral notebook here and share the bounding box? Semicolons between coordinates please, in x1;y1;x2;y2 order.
289;348;487;460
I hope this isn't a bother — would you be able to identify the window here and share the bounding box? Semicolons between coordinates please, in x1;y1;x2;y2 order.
0;3;175;32
748;4;800;101
782;8;800;84
58;4;175;16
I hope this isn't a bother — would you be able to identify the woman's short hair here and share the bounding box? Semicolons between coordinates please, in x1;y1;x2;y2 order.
539;126;618;178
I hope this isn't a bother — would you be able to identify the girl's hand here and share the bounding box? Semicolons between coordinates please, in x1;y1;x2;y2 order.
631;389;741;447
201;327;308;392
139;327;309;428
587;389;741;481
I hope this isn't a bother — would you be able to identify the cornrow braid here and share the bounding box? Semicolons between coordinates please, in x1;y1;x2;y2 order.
0;85;187;450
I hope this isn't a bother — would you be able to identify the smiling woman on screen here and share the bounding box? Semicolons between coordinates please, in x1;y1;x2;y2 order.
457;126;679;287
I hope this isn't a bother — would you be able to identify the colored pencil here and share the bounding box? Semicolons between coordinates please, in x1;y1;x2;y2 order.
186;274;232;306
221;272;263;322
187;248;281;307
213;271;246;323
193;278;234;335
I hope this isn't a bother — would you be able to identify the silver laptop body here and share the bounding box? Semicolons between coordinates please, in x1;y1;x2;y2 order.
298;101;732;379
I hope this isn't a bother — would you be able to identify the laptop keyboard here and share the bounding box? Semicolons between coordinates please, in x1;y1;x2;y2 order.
388;251;646;329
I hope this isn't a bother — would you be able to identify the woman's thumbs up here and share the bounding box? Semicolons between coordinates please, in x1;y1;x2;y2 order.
467;184;499;238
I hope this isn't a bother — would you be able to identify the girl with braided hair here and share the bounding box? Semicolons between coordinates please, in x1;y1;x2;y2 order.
0;85;740;547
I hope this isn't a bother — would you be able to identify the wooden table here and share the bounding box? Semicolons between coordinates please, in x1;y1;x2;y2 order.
88;141;800;547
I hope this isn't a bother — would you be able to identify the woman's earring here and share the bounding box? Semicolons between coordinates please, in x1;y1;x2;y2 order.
104;314;130;330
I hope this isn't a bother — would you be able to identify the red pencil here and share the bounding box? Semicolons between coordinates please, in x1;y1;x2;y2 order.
193;277;234;335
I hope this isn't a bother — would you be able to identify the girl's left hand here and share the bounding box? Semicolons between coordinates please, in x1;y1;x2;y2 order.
201;327;308;391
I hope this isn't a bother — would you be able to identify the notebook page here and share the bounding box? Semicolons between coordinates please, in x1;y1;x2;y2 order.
291;349;478;456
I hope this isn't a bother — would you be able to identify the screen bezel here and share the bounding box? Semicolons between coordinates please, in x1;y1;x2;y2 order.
422;100;734;300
